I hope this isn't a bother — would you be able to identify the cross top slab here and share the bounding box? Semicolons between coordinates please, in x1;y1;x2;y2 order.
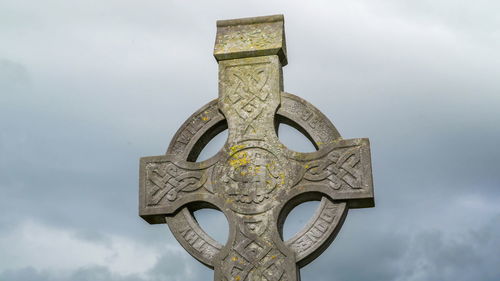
140;14;375;281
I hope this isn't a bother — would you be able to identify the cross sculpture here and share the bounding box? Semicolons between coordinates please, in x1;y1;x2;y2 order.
140;14;374;281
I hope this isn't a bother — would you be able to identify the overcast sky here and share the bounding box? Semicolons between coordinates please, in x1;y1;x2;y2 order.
1;0;499;281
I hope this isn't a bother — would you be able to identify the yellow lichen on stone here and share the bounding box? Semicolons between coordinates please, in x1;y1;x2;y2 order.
230;144;246;153
229;151;250;167
255;166;261;174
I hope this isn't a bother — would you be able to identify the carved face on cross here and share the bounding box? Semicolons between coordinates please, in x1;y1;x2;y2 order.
139;15;374;281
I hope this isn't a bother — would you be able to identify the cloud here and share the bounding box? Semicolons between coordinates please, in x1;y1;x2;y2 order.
0;59;31;91
0;220;212;281
0;220;160;275
395;215;500;281
300;199;500;281
0;266;140;281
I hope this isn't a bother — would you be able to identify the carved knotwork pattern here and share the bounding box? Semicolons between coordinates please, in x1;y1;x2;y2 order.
223;249;287;281
145;162;208;206
303;146;363;190
222;215;289;281
225;63;272;134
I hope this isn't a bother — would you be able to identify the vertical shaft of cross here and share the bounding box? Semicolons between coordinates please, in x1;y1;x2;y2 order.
212;15;299;281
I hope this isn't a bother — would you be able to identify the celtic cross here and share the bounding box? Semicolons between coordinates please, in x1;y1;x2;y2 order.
139;15;374;281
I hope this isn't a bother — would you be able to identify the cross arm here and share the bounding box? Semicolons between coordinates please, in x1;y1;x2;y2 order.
289;138;374;208
139;155;218;224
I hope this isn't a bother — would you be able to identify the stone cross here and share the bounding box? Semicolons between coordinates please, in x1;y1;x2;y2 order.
139;14;374;281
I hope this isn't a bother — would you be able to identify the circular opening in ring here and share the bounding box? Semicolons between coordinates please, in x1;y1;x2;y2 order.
278;191;325;241
281;200;321;241
188;120;228;162
192;207;229;245
275;116;318;153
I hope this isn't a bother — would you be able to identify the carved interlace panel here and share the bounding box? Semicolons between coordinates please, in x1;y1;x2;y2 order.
220;213;292;281
302;146;363;190
227;63;270;134
141;158;215;212
145;163;206;205
219;57;280;141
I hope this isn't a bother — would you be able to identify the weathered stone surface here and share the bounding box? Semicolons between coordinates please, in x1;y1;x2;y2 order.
214;14;287;66
139;14;375;281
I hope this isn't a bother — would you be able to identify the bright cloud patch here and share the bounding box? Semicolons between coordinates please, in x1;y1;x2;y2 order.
0;221;161;276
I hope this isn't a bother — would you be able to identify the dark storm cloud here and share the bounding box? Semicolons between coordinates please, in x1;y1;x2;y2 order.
301;213;500;281
0;0;499;280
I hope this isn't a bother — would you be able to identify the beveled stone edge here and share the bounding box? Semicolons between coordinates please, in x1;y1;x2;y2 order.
216;14;284;27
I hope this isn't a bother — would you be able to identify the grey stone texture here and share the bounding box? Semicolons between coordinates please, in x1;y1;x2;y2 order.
139;14;375;281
